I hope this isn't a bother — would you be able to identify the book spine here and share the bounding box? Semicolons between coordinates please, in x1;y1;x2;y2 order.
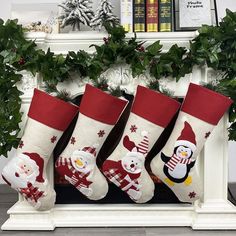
146;0;158;32
159;0;172;32
133;0;146;32
120;0;133;32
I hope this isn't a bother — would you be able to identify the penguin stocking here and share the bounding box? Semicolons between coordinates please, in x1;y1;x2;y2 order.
102;85;180;203
55;84;127;200
151;83;232;203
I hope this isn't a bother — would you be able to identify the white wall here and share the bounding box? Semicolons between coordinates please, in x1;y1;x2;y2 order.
0;0;236;183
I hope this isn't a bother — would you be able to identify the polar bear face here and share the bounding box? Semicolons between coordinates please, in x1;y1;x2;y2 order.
121;148;145;174
71;150;96;174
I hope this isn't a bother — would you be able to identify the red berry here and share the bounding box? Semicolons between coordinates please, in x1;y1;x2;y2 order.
18;57;25;65
138;46;145;52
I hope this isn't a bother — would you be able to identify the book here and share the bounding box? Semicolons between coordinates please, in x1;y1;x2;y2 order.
179;0;212;29
120;0;133;32
133;0;146;32
159;0;173;32
146;0;158;32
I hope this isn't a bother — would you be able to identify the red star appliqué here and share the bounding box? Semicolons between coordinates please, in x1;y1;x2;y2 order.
18;140;24;149
70;137;76;145
97;130;105;137
130;125;137;133
205;132;211;138
188;191;196;199
51;136;57;143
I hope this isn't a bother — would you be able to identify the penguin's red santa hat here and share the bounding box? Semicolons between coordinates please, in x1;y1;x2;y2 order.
174;121;196;152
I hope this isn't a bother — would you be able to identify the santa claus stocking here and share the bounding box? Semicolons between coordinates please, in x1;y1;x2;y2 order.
102;85;180;203
2;89;79;210
151;83;232;202
55;84;127;200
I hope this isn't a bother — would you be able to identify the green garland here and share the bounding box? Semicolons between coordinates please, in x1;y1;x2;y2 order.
1;9;236;158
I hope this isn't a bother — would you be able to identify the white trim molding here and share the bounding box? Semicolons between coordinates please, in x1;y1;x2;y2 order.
2;32;236;231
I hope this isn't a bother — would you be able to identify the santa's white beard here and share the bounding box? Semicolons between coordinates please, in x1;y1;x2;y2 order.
2;158;37;189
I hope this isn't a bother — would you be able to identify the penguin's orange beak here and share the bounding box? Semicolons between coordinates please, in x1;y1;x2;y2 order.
181;151;188;157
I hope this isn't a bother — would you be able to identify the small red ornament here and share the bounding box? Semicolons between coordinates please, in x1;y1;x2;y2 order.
98;130;105;137
130;125;137;133
18;140;24;149
70;137;76;145
18;57;25;65
188;191;196;199
205;132;211;138
51;136;57;143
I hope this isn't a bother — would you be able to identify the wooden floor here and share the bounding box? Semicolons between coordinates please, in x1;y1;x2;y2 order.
1;185;236;235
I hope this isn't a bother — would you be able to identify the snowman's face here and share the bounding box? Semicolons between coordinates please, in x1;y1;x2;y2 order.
176;146;192;159
121;149;144;174
71;151;95;173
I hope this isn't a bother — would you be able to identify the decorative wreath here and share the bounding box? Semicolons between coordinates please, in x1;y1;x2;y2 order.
0;9;236;158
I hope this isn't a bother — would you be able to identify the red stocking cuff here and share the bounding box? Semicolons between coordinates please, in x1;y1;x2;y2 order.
79;84;128;125
28;89;79;131
131;85;181;127
181;83;233;125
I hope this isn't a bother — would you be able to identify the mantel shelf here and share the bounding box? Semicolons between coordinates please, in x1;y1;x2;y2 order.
25;31;198;54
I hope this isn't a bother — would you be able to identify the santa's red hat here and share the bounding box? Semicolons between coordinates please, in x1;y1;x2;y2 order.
23;152;45;183
82;144;98;157
174;121;196;152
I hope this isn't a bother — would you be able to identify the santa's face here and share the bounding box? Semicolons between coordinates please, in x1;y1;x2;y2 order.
71;150;95;173
18;160;34;177
121;150;144;174
176;146;192;159
2;153;39;189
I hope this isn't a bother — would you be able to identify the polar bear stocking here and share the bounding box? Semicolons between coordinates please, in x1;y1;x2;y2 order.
102;85;180;203
151;83;232;202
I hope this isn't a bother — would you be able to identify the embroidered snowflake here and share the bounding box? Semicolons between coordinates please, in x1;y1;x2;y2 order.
130;125;137;133
205;132;211;138
18;140;24;149
188;191;196;199
97;130;105;137
51;136;57;143
70;137;76;145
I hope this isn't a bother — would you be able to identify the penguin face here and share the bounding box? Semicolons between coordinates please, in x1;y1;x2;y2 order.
175;146;192;159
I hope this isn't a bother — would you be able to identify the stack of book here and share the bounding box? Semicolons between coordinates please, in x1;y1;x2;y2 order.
120;0;173;33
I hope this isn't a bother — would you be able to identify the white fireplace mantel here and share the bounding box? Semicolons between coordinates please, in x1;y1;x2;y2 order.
2;32;236;231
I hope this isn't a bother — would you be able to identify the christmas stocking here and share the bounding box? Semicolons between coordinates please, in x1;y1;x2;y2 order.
55;84;127;200
151;83;232;202
2;89;79;210
102;85;180;203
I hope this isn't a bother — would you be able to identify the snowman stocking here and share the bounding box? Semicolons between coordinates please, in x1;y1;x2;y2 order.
151;83;232;202
2;89;79;210
102;85;180;203
55;84;127;200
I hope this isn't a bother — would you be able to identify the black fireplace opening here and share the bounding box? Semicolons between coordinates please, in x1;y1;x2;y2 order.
53;92;182;204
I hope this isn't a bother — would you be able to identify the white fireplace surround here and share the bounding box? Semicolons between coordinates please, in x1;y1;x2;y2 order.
2;32;236;231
